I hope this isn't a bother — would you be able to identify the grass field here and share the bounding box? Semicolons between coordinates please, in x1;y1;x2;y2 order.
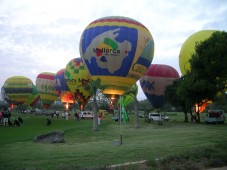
0;112;227;170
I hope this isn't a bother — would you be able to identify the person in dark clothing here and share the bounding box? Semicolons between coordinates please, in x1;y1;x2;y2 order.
18;117;23;124
14;119;20;126
46;118;51;126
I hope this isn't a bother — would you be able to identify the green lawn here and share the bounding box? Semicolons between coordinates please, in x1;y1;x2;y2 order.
0;112;227;170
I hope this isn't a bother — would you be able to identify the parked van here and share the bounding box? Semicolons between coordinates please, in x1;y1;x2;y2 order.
148;113;169;121
79;111;94;119
204;110;225;124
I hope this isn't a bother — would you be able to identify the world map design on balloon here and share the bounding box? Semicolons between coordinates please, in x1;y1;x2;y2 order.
80;16;154;95
83;28;132;74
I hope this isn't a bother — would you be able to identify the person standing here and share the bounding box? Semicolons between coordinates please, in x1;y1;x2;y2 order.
65;110;69;120
3;110;8;126
61;111;65;119
98;115;101;125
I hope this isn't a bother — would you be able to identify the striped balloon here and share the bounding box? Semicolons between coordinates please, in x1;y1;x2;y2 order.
23;85;40;107
3;76;33;105
36;72;58;109
80;16;154;96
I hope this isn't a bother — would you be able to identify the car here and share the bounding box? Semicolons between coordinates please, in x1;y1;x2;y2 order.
148;113;169;121
139;112;145;118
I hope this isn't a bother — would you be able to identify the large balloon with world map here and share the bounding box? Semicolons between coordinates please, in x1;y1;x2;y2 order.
140;64;180;108
80;16;154;95
3;76;33;105
179;30;217;75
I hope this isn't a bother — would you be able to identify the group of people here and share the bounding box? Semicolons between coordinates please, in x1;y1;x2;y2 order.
48;109;102;125
61;110;69;120
51;110;70;120
0;109;23;127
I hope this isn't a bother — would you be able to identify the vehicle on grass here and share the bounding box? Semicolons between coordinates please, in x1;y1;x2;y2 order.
112;113;123;122
79;111;94;119
42;110;53;116
139;111;145;118
148;113;169;121
99;110;108;115
32;108;42;115
204;110;225;124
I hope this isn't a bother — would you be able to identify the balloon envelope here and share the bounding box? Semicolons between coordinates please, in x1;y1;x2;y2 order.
36;72;58;109
80;16;154;95
140;64;180;108
65;58;91;110
55;69;74;104
179;30;217;75
122;84;138;107
3;76;33;105
23;85;40;107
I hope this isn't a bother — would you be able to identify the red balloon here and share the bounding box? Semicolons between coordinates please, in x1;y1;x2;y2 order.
140;64;180;108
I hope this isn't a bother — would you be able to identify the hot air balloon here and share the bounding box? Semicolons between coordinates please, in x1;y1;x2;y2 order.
121;84;138;107
195;100;212;113
140;64;180;108
179;30;217;75
36;72;58;109
65;58;91;110
3;76;33;106
80;16;154;97
23;85;40;107
55;69;74;109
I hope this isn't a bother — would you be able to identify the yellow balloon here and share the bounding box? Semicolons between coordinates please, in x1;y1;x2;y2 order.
179;30;217;75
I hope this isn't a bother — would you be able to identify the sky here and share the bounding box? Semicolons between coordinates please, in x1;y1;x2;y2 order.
0;0;227;101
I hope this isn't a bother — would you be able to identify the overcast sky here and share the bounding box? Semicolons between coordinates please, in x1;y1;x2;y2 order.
0;0;227;101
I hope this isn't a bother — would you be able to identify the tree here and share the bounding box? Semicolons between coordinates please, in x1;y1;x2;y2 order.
84;78;101;130
0;100;9;111
188;31;227;122
172;31;227;122
165;79;189;122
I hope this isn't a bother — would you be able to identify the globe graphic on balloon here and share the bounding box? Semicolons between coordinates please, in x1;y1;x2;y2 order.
80;16;155;95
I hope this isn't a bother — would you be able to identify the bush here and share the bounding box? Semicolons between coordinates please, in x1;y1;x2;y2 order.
33;130;65;143
151;144;227;170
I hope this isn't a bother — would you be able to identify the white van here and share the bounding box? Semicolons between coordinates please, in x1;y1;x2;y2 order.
148;113;169;121
79;111;94;119
204;110;225;124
